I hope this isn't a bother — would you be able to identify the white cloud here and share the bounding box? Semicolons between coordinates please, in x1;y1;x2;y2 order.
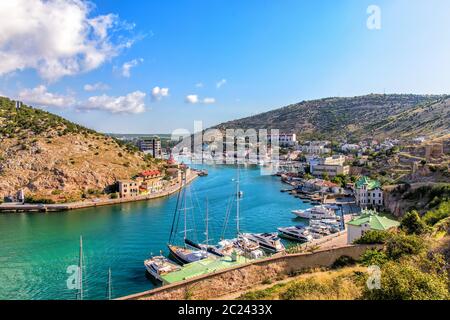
120;58;143;78
84;82;110;92
82;91;146;114
151;86;169;101
0;0;133;82
18;85;76;108
185;94;199;104
195;82;204;88
216;79;227;89
185;94;216;105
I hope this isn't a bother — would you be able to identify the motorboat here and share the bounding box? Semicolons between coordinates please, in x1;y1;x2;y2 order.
168;245;210;265
144;256;181;282
278;226;313;242
241;233;285;253
292;205;338;220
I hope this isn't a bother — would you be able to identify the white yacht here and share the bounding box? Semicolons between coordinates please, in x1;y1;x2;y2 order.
292;205;338;220
242;233;285;253
168;245;210;265
278;226;313;242
144;256;181;282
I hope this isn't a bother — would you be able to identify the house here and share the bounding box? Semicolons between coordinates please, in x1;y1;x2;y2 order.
118;180;140;198
303;179;341;194
137;170;164;194
299;141;331;155
310;155;350;177
268;133;297;147
347;210;400;243
355;176;383;209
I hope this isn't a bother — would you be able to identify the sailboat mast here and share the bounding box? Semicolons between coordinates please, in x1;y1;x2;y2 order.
205;198;209;244
183;171;187;241
236;166;240;234
107;268;112;300
78;235;83;301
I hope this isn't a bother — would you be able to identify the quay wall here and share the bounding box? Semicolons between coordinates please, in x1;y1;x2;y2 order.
119;244;379;300
0;173;198;213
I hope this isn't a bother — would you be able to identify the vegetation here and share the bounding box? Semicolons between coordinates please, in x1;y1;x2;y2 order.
214;94;449;141
400;210;429;235
354;230;390;245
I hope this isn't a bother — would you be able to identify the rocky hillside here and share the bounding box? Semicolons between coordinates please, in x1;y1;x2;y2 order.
214;94;450;141
0;96;162;203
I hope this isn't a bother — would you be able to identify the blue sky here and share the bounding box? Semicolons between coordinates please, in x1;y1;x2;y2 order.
1;0;450;134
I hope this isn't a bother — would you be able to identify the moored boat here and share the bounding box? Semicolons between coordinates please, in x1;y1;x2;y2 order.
144;256;181;281
292;205;338;220
168;245;210;265
278;226;313;242
241;233;285;253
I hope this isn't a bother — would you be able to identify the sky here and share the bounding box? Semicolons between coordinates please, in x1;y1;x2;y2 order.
1;0;450;134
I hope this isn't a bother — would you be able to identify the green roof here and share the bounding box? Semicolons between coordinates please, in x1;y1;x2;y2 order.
347;210;400;231
355;176;381;191
160;255;249;284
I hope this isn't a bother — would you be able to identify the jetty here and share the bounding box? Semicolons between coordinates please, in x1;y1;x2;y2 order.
0;172;198;213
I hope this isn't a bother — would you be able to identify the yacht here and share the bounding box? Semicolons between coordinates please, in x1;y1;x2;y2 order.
168;245;210;265
241;233;286;253
292;205;338;220
277;226;313;242
144;256;181;282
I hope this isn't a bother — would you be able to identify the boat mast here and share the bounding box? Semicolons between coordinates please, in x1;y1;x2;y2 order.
236;165;240;235
183;171;187;242
107;268;112;300
205;197;209;244
78;235;83;300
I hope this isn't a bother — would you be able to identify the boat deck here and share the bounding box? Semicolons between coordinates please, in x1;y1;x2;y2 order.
160;255;248;285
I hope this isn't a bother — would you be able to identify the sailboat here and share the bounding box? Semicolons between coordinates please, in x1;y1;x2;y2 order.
167;170;210;265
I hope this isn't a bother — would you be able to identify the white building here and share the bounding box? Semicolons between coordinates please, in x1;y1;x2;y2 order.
355;176;384;209
138;137;162;158
310;155;350;177
347;210;400;244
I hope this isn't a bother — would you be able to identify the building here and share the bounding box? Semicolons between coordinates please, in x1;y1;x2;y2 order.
138;137;162;158
118;180;140;198
268;133;297;147
137;170;164;194
347;210;400;244
303;179;342;194
300;141;331;155
310;155;350;177
355;176;383;209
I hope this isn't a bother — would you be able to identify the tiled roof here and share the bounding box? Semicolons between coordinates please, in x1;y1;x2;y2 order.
347;210;399;230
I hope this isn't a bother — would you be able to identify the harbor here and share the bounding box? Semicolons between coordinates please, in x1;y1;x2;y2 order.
0;165;312;300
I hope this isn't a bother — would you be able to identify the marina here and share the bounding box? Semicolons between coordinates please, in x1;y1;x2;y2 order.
0;165;312;300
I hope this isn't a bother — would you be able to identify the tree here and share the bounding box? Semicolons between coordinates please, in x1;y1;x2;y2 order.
385;233;425;260
400;211;428;235
354;230;390;244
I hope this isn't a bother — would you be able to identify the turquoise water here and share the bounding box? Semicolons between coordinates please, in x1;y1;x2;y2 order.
0;165;310;300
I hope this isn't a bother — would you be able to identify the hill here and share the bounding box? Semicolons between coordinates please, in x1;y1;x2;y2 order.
0;96;163;203
214;94;450;142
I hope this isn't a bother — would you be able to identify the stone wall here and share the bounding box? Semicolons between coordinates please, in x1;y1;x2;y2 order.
119;245;378;300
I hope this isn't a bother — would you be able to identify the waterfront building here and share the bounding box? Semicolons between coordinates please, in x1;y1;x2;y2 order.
303;179;341;194
347;210;400;244
310;155;350;177
138;137;162;158
137;170;164;194
118;180;140;198
354;176;383;209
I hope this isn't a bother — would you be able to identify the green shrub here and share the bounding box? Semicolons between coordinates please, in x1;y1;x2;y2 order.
331;255;357;269
400;211;429;235
109;193;118;199
354;230;390;244
362;261;449;300
385;233;425;260
359;249;388;267
24;196;55;204
423;201;450;226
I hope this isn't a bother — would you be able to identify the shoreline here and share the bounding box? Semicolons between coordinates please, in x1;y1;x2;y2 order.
0;172;198;213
